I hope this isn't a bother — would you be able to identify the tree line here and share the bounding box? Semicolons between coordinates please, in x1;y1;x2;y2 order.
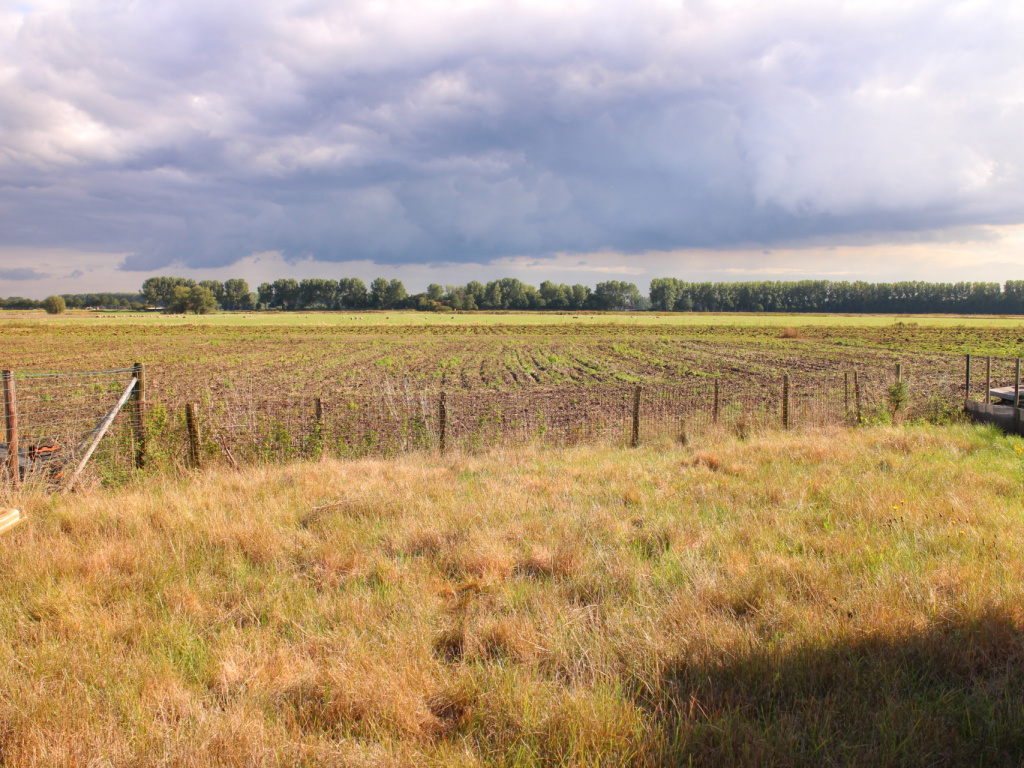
135;276;646;313
0;292;144;311
649;279;1024;314
3;277;1024;314
130;276;1024;315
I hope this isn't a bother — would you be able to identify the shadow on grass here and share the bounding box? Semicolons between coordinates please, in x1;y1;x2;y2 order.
655;608;1024;766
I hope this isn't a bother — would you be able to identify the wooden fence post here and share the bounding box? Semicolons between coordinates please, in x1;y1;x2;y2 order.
712;378;720;425
965;354;972;403
1015;360;1021;435
310;397;324;460
1016;360;1021;408
185;403;202;468
130;362;147;469
844;372;850;421
895;362;902;383
782;374;790;429
631;385;642;447
985;356;992;404
853;370;862;425
438;391;448;454
2;370;18;486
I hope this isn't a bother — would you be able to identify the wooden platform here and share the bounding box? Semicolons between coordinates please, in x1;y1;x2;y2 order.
965;400;1024;436
988;387;1022;404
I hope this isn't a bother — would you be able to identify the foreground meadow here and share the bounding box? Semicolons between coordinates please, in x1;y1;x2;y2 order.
2;423;1023;766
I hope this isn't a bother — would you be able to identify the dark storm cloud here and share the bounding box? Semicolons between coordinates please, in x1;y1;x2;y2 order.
0;0;1022;271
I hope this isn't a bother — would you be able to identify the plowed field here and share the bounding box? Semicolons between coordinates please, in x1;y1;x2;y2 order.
1;312;1019;404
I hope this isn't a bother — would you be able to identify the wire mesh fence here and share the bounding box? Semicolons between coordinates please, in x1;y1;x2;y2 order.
1;368;140;489
173;369;916;467
0;356;988;489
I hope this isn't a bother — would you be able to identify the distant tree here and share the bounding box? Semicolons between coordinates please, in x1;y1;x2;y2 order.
1006;281;1024;314
222;278;252;310
386;279;407;308
445;285;477;311
257;283;274;309
649;278;682;311
369;278;407;309
337;278;369;308
369;278;389;309
141;276;195;307
271;278;300;310
539;281;570;310
427;283;445;301
465;281;486;309
166;285;217;314
198;280;225;307
165;287;189;314
0;297;39;310
5;297;40;310
483;281;503;309
498;278;532;309
299;278;337;309
42;295;66;314
416;296;452;312
592;281;641;310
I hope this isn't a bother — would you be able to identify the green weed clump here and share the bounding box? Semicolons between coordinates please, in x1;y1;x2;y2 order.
1;424;1023;766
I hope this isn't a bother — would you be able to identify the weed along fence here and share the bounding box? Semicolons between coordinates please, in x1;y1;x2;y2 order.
962;353;1024;436
1;365;145;489
1;360;946;487
174;369;909;468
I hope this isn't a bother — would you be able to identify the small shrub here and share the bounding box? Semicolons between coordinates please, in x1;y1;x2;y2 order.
924;395;967;425
42;295;66;314
733;418;750;440
887;380;909;421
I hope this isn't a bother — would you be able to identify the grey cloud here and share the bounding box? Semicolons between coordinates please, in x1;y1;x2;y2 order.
0;268;50;280
0;0;1022;272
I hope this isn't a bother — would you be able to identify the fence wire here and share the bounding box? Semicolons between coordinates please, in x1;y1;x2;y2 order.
171;368;926;467
1;369;138;488
1;358;980;487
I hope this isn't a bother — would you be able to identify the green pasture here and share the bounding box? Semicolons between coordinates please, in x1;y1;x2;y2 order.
5;308;1024;329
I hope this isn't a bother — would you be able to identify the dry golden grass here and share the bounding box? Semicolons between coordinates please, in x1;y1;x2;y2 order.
1;424;1024;766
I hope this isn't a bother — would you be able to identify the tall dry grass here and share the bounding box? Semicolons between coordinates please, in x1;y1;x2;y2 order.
1;424;1023;766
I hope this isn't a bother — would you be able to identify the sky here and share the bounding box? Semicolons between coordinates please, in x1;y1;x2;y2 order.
1;0;1023;298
